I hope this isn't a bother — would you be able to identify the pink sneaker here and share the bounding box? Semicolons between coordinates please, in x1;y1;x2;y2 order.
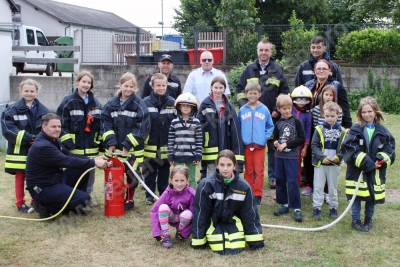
301;185;313;196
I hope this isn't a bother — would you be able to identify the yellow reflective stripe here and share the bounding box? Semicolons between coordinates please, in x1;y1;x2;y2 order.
206;234;223;242
94;132;100;144
127;133;139;147
204;132;209;147
236;92;246;101
202;147;218;153
5;163;26;169
70;149;85;155
266;77;280;87
374;170;385;200
14;130;25;154
377;152;391;166
235;154;244;162
206;219;215;235
191;238;207;246
5;155;27;170
6;155;27;161
346;180;369;197
59;133;72;143
160;146;168;153
102;130;115;141
355;152;367;168
202;154;218;161
233;216;244;232
246;78;259;83
227;232;244;241
208;243;224;251
144;152;157;158
144;145;157;151
245;234;264;242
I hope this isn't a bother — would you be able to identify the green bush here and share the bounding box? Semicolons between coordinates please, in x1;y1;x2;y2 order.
335;28;400;65
227;62;250;105
348;69;400;114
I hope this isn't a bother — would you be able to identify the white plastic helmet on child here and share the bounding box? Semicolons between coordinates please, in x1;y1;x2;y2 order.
174;92;199;116
291;85;312;105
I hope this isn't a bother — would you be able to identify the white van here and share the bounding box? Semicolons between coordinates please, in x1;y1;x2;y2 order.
12;25;56;76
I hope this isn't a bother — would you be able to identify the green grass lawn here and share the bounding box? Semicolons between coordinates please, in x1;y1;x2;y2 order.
0;114;400;266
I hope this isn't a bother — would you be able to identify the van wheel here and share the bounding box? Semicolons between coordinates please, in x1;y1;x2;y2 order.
38;72;43;75
46;64;54;76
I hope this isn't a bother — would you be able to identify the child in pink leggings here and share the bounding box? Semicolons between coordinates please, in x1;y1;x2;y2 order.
150;165;196;248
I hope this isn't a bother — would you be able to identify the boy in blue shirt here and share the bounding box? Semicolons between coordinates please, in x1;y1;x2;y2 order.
238;82;274;206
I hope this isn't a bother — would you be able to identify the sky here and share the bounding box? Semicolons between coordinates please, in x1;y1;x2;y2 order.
56;0;181;35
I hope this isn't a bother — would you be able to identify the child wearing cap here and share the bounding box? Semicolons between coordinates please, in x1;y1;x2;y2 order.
167;92;203;189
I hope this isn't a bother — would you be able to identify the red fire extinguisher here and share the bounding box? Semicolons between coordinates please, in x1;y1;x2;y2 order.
104;157;127;217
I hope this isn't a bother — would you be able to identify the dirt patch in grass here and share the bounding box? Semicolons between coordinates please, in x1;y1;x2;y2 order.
385;189;400;203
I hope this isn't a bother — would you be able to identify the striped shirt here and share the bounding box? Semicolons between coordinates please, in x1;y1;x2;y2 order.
167;116;203;163
312;105;343;129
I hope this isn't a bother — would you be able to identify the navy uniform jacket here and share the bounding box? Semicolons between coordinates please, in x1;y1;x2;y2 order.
56;90;102;156
141;74;181;99
1;98;49;174
236;58;290;116
191;170;264;254
25;132;95;189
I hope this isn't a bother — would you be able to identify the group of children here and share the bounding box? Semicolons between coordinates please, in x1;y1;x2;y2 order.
1;68;395;255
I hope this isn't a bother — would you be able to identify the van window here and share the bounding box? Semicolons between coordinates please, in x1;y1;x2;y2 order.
36;31;48;46
26;29;35;45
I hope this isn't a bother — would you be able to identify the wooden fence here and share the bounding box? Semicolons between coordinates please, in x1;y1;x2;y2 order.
198;32;223;49
113;33;156;64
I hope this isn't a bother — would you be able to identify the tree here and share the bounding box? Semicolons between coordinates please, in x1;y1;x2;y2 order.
172;0;220;48
255;0;331;25
350;0;400;23
216;0;260;64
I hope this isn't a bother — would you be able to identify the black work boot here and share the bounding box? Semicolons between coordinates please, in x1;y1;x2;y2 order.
351;220;368;232
363;217;373;232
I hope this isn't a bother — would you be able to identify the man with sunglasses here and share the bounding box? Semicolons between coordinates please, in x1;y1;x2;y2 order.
141;54;182;99
236;39;290;190
295;36;343;87
183;50;230;103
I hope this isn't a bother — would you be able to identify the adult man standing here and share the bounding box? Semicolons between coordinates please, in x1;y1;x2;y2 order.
141;54;182;99
295;36;343;86
26;113;108;218
236;40;290;189
183;50;230;103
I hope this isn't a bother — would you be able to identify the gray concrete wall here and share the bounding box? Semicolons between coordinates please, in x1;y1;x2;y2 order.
9;65;400;112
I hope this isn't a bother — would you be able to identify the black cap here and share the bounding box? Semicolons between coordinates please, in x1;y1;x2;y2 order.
159;54;173;63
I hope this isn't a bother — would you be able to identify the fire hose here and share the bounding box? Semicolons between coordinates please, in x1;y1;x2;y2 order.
1;159;372;230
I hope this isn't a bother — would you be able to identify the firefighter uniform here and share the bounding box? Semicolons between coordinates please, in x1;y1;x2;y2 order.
141;74;182;100
56;90;102;157
191;170;264;255
2;98;49;174
197;95;244;178
342;123;395;204
236;58;289;112
142;91;176;200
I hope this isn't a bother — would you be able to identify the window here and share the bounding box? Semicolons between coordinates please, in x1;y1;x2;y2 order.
26;29;35;45
36;31;48;46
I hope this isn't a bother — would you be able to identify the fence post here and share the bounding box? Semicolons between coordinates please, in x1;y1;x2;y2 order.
136;27;140;64
73;29;82;74
326;24;331;57
194;26;198;65
257;25;262;42
223;27;227;65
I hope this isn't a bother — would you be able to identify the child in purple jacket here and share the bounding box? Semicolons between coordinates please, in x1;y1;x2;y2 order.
291;85;312;186
150;165;196;248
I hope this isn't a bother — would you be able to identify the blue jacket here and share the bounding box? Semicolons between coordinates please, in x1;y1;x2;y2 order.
1;98;49;174
238;102;274;147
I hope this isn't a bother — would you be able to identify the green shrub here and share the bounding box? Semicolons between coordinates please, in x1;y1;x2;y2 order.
335;28;400;65
227;62;249;105
347;88;374;111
